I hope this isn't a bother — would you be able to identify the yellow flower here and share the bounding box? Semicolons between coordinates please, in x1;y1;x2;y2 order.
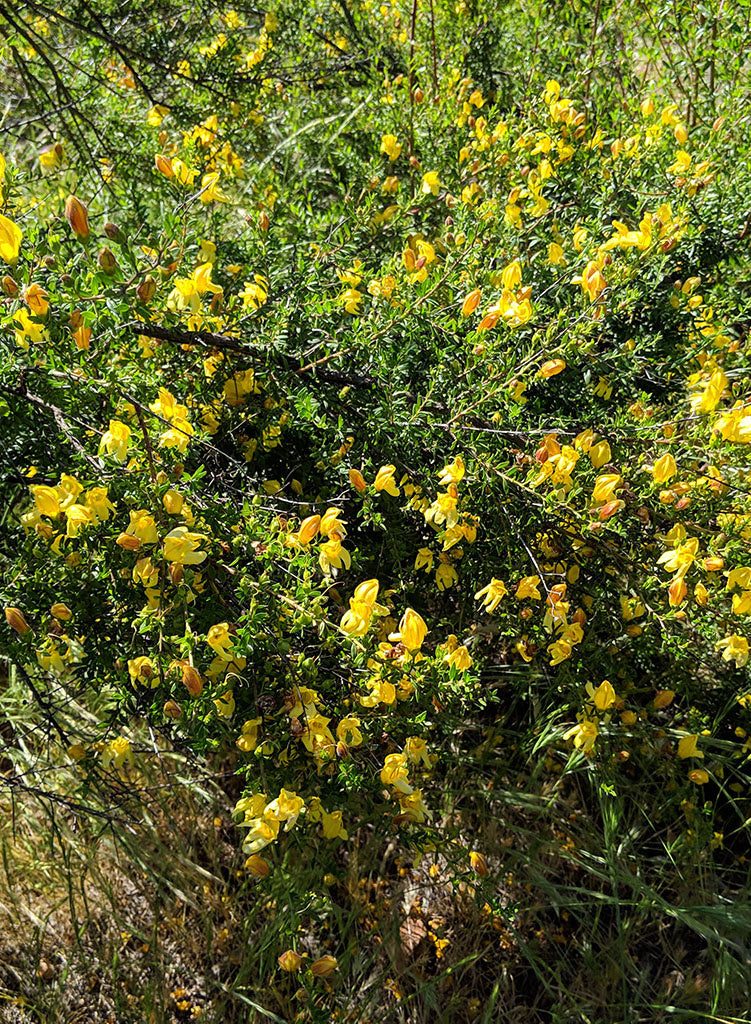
310;955;338;978
297;514;321;545
461;288;481;316
163;526;206;565
652;453;677;483
0;214;22;264
31;485;61;518
539;359;565;378
200;171;229;203
716;634;749;667
5;607;31;634
237;717;262;752
349;468;367;492
65;504;95;538
321;809;347;839
336;716;363;747
278;950;302;972
421;171;441;195
445;644;472;670
677;734;703;759
469;851;489;876
128;656;156;687
589;679;616;710
435;558;458;591
438;456;465;486
592;473;622;504
475;578;508;613
24;283;49;316
374;464;400;496
207;622;234;659
126;509;158;545
101;736;133;770
415;547;434;573
99;420;131;461
147;104;169;126
516;576;542;601
85;486;115;522
380;752;412;793
563;718;598;753
389;608;428;651
380;134;402;161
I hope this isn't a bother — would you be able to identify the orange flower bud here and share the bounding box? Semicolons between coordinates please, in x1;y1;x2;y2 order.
297;514;321;545
653;689;675;709
163;700;182;719
2;275;18;297
64;195;90;239
5;607;31;634
461;288;481;317
154;153;174;178
310;955;338;978
348;468;367;492
181;663;203;697
137;275;157;303
668;578;687;606
277;950;302;972
259;211;270;231
116;532;142;551
469;851;489;876
244;854;270;877
539;359;566;378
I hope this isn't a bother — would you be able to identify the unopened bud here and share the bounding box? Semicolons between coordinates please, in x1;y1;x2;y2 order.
469;851;489;876
137;275;157;302
44;255;55;269
154;153;174;178
277;950;302;972
259;211;270;231
103;221;122;243
116;532;141;551
348;468;366;493
64;195;90;239
163;700;182;719
413;87;424;103
310;955;338;978
98;248;117;273
181;663;203;696
244;854;270;877
2;275;18;297
60;273;74;287
50;603;72;621
5;607;31;634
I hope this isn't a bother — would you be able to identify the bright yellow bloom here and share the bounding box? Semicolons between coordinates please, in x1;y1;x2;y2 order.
677;734;703;759
374;464;400;496
207;622;234;659
31;485;61;518
563;717;598;753
516;576;542;601
163;526;206;565
380;134;402;161
0;214;22;264
99;420;131;461
421;171;441;195
652;453;677;483
716;634;749;667
24;283;49;316
475;578;508;613
438;456;465;486
389;608;428;651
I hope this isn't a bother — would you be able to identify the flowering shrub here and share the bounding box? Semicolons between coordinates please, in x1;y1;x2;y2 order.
2;0;751;1019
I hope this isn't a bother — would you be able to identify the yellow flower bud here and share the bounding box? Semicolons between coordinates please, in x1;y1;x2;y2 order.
539;359;566;378
277;950;302;972
469;851;489;876
5;606;31;634
50;603;72;621
245;854;271;878
163;700;182;719
310;955;338;978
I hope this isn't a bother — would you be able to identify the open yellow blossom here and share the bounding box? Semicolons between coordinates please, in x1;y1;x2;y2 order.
475;578;508;613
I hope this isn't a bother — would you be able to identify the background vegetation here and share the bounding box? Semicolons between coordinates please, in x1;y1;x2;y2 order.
1;0;751;1021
